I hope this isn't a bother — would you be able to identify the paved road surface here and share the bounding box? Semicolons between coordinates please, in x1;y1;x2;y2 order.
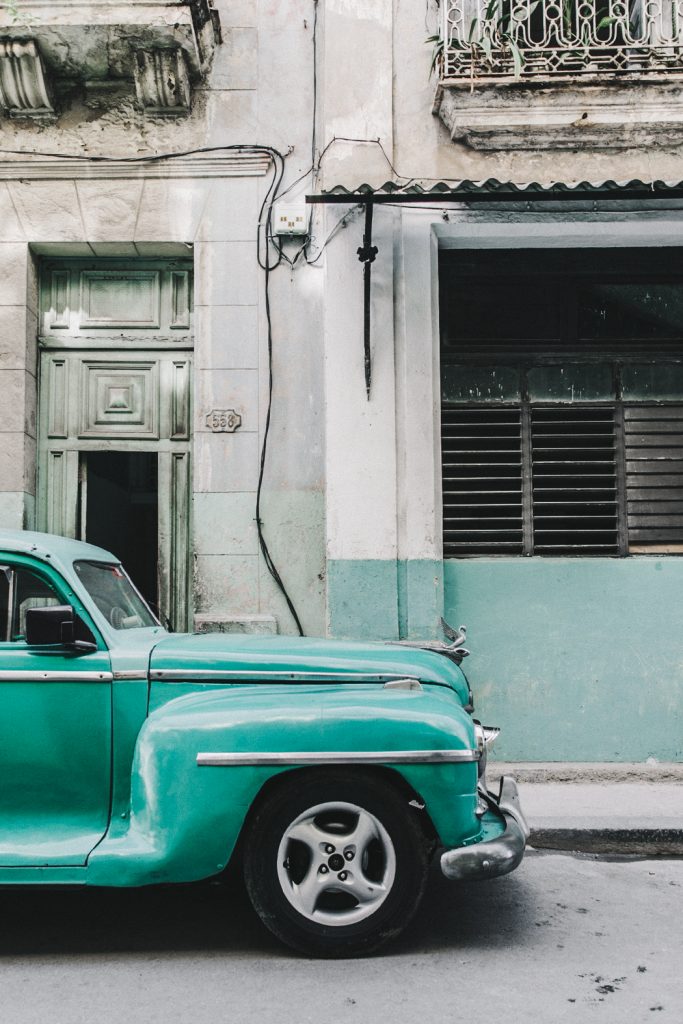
0;852;680;1024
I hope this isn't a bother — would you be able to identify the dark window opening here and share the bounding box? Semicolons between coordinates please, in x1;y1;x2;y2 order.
83;452;158;606
440;248;683;557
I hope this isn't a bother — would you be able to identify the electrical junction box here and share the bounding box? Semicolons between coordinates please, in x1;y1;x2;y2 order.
273;203;308;236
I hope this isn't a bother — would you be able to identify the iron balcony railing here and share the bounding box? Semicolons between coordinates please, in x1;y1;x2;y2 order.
440;0;683;81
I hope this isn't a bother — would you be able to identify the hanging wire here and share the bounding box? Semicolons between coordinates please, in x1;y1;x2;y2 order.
256;257;304;635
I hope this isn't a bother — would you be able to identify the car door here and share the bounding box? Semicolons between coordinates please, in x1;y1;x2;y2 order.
0;558;112;866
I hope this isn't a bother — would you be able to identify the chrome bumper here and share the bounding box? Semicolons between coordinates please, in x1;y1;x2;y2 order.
440;775;530;882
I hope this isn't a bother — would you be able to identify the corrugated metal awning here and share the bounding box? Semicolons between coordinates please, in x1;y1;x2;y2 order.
307;178;683;204
306;177;683;401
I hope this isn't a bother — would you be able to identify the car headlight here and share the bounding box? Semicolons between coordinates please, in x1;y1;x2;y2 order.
473;721;501;781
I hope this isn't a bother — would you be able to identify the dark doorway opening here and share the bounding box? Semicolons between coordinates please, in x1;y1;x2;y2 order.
83;452;158;609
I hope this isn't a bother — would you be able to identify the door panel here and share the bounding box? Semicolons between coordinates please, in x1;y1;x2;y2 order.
0;661;112;866
158;450;191;632
0;564;112;867
44;449;79;540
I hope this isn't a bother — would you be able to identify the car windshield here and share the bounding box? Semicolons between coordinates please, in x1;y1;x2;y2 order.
73;561;158;630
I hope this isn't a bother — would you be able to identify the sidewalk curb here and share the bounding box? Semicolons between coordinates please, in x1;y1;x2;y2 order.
529;827;683;856
489;762;683;783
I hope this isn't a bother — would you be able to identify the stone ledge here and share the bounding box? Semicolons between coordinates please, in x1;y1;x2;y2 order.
434;78;683;150
194;614;278;635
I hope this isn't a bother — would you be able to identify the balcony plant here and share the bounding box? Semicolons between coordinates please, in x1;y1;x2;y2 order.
1;0;35;25
431;0;641;84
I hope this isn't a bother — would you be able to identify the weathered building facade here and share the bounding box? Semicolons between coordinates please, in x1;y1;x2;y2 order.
1;0;682;761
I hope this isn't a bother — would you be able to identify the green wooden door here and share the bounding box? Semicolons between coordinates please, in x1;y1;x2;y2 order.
36;258;193;631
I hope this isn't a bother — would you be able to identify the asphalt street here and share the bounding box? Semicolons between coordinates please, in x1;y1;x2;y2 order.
0;852;680;1024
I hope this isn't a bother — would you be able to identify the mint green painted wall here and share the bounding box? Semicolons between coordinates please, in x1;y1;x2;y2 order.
327;556;683;762
328;560;399;639
445;558;683;762
328;560;443;641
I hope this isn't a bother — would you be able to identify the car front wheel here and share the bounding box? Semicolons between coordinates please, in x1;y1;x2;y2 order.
242;770;431;957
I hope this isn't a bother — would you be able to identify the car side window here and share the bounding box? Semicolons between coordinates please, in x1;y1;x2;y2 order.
0;565;61;642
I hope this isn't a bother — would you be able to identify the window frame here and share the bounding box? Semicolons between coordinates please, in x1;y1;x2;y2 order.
440;247;683;559
0;554;106;650
0;563;63;642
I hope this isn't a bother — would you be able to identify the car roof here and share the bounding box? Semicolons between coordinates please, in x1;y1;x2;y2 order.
0;529;118;565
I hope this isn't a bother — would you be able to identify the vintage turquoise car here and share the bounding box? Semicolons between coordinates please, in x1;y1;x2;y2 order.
0;529;528;956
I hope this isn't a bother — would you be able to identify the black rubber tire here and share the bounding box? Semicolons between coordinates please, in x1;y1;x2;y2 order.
242;769;431;958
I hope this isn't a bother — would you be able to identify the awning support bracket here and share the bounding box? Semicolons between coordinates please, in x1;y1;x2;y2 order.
357;201;378;399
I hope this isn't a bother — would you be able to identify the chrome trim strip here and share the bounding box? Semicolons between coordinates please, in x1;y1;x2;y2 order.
112;670;147;681
153;669;422;683
0;671;113;682
197;748;480;767
383;678;423;691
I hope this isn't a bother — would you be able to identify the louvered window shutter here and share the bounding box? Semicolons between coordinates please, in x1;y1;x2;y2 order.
530;407;620;554
625;405;683;551
441;407;524;555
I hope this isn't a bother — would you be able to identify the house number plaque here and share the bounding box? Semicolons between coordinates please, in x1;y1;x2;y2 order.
206;409;242;433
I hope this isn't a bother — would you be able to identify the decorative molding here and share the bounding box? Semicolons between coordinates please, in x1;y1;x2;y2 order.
79;359;159;439
80;270;161;330
0;1;221;78
0;38;54;118
170;272;191;329
48;270;70;330
0;2;219;125
46;358;68;439
170;360;191;440
134;48;191;114
0;153;271;180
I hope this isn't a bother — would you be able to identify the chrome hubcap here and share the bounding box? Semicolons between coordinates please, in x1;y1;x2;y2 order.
276;801;396;926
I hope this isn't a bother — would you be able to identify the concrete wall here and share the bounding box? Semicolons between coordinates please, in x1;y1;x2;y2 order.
0;224;37;532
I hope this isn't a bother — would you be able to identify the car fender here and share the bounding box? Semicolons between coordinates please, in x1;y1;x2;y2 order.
87;684;481;886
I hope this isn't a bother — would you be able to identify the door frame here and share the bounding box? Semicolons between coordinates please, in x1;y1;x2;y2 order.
35;256;193;632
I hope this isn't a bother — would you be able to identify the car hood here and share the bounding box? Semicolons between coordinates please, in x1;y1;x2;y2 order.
149;633;471;706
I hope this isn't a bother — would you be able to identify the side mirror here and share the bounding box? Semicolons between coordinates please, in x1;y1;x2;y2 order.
25;605;96;651
25;605;74;645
